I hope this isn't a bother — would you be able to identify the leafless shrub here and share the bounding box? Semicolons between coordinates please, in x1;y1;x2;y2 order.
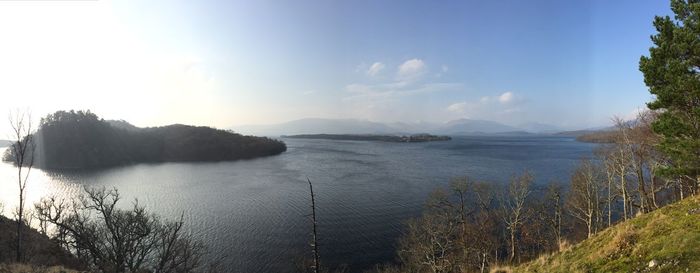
34;187;206;273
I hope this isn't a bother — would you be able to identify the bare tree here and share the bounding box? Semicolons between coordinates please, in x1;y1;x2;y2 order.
610;117;633;220
449;177;470;263
34;196;67;236
634;110;666;210
471;182;499;273
397;189;460;273
608;112;671;218
34;187;205;273
566;159;603;238
594;144;621;228
543;183;563;249
154;214;205;273
602;153;617;227
500;171;533;263
8;110;36;262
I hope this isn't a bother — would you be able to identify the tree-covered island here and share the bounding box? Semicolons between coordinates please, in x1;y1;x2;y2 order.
2;110;287;169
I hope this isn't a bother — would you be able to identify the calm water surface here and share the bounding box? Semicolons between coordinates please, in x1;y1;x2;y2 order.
0;136;596;272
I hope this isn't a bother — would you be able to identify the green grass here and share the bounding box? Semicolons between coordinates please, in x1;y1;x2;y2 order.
513;194;700;273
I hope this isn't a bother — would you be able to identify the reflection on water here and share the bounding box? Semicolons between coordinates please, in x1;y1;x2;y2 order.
0;136;595;272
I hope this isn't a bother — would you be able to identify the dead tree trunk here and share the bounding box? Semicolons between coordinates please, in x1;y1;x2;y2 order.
307;178;320;273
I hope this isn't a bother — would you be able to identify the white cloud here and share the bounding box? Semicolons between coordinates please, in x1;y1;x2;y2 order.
445;91;527;122
620;106;647;121
397;58;426;80
441;65;449;73
345;82;462;100
367;62;385;77
447;102;468;113
498;91;514;104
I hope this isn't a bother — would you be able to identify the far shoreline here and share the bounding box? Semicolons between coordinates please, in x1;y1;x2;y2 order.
283;133;451;143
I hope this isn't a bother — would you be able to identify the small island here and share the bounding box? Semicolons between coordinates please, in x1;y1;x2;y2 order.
283;133;451;143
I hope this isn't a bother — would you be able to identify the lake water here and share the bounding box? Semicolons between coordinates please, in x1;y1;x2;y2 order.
0;135;596;272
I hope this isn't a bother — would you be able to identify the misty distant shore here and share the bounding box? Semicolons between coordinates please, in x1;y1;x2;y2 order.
283;133;451;143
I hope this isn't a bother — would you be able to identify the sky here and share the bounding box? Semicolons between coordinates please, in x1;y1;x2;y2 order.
0;0;673;136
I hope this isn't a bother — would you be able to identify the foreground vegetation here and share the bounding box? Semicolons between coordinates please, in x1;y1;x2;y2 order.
31;187;208;273
510;193;700;273
3;110;287;169
0;215;81;269
360;108;694;273
357;1;700;272
0;186;213;273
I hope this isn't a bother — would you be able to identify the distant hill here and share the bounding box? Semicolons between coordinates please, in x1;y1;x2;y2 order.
556;126;615;137
438;118;521;134
508;194;700;273
575;130;620;143
556;129;601;137
233;118;395;136
0;140;11;147
3;110;287;169
517;122;564;134
232;118;564;136
556;126;620;143
284;133;451;142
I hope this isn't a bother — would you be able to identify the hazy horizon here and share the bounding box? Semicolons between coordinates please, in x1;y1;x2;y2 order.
0;0;670;136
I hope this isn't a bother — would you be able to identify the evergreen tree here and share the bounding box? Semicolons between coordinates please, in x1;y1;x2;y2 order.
640;0;700;183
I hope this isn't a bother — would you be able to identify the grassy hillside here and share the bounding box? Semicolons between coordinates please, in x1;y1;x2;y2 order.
510;194;700;273
0;215;83;270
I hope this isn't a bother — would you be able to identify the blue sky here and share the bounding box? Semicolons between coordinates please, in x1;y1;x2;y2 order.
0;0;672;132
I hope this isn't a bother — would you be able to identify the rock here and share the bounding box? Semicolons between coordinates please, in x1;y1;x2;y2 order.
648;260;658;268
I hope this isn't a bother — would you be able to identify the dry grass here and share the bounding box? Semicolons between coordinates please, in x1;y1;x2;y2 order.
512;194;700;273
596;225;638;260
488;264;513;273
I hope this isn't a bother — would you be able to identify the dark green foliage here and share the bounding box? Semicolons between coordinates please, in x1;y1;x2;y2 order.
4;110;286;169
639;0;700;178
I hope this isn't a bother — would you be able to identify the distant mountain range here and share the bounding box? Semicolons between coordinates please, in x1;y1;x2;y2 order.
232;118;578;136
